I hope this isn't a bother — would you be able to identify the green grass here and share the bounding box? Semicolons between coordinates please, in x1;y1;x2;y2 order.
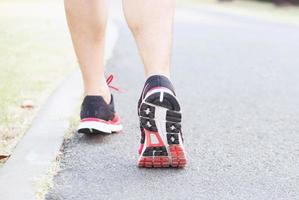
179;0;299;26
0;0;77;157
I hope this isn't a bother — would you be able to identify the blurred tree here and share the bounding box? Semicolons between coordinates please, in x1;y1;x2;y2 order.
217;0;299;6
257;0;299;5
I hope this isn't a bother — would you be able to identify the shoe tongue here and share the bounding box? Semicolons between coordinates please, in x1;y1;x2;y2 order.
143;75;176;96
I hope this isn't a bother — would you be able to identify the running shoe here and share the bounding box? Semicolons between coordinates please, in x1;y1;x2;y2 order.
78;95;122;134
137;75;187;168
77;75;122;134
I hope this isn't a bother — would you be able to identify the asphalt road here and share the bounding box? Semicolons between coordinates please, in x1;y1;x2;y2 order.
46;6;299;200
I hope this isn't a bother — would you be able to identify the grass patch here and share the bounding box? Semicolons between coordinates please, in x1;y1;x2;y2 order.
0;0;77;157
35;153;62;200
64;113;80;140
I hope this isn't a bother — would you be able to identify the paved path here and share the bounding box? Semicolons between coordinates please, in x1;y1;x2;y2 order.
47;6;299;200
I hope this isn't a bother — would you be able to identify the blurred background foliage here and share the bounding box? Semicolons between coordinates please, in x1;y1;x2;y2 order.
216;0;299;5
256;0;298;5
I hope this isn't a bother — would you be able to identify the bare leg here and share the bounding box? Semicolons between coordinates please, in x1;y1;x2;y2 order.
64;0;110;102
123;0;175;78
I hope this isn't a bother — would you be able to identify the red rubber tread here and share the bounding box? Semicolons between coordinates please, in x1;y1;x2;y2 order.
138;157;170;168
138;145;187;168
169;145;187;168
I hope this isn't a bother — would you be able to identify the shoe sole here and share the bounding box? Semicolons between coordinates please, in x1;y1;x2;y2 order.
138;88;187;168
77;117;123;134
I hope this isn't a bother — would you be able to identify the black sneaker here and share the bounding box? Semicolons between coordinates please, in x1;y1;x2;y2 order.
137;75;187;168
78;95;122;134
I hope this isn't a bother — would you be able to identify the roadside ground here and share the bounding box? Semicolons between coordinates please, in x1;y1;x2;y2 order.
0;0;76;165
0;1;118;199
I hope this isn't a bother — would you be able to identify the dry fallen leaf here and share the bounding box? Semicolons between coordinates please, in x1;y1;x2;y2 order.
21;100;35;109
0;155;10;160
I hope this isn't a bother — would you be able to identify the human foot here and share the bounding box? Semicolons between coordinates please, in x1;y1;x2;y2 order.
78;95;122;134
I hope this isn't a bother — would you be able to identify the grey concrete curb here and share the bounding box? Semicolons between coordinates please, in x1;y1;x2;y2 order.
0;21;119;200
